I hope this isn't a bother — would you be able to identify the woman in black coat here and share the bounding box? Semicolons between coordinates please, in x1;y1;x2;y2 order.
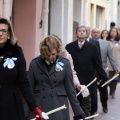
0;18;46;120
27;35;85;120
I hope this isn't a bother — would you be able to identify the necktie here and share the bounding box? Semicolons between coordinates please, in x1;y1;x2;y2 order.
79;43;83;48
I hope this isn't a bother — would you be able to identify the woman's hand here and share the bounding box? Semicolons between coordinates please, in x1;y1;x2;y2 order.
34;107;44;120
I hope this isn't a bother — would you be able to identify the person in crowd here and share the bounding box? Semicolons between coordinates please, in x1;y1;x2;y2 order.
66;26;108;118
54;34;89;92
107;27;120;99
27;35;86;120
85;26;101;115
58;37;81;90
86;26;101;51
100;29;109;40
91;28;119;113
0;18;47;120
117;27;120;36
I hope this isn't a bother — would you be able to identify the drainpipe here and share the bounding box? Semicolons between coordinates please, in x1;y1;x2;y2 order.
3;0;13;20
42;0;49;38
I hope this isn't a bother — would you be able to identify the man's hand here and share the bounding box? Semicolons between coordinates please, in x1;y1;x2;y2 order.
116;69;120;74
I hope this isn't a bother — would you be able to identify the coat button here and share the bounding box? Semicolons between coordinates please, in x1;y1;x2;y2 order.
51;94;54;97
41;81;43;83
42;88;45;90
54;81;57;83
43;96;45;99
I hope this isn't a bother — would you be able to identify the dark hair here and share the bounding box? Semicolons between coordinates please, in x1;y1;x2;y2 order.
100;29;109;39
110;22;116;28
0;18;17;45
76;26;88;34
107;27;120;41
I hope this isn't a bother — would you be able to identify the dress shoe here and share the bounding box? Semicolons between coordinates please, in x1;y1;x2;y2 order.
103;107;108;113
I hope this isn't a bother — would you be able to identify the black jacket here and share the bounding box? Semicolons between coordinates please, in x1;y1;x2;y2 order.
0;42;37;120
89;38;101;54
66;40;108;93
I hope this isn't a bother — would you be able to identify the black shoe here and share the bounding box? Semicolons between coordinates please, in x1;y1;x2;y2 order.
103;107;108;113
73;113;86;120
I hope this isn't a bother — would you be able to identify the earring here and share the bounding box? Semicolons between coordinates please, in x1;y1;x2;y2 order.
8;36;10;39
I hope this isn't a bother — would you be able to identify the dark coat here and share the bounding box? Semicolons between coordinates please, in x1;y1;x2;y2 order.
66;40;108;93
89;38;100;48
89;38;101;54
0;43;37;120
28;55;84;120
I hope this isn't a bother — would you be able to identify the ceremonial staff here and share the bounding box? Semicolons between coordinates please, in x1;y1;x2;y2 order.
102;73;119;87
31;105;67;120
76;77;97;97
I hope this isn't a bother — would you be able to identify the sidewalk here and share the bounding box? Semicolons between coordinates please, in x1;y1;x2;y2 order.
96;83;120;120
70;83;120;120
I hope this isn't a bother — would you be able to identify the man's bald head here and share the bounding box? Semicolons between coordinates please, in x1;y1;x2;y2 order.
91;28;101;40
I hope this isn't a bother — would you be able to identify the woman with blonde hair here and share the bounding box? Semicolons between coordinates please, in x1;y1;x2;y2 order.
28;35;85;120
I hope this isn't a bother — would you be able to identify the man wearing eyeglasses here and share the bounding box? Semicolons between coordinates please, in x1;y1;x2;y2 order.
66;26;108;119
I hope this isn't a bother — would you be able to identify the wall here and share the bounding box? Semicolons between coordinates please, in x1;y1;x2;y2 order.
13;0;36;69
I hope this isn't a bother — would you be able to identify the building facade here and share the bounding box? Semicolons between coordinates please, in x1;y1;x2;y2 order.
0;0;119;68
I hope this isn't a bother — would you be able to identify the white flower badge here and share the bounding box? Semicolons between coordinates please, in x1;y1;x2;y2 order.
3;57;17;69
55;59;64;72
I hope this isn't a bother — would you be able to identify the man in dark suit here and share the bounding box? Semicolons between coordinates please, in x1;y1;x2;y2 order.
65;26;108;118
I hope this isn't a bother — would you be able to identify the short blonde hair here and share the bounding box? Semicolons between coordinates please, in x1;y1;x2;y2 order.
40;35;62;58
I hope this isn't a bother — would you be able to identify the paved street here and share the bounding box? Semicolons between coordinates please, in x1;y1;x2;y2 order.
70;83;120;120
96;82;120;120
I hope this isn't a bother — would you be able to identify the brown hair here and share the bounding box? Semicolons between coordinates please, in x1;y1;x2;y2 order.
40;35;62;58
76;26;88;34
107;27;119;41
100;29;109;39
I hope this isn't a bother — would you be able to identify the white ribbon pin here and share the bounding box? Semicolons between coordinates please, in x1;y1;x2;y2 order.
3;57;17;69
55;61;64;72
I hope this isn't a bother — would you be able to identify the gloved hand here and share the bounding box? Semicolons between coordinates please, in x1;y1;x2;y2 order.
80;85;90;98
73;113;86;120
34;107;49;120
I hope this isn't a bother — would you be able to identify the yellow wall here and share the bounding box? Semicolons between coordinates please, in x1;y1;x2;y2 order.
89;0;107;30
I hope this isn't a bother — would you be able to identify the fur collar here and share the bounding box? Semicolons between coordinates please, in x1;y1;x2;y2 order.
0;40;22;58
